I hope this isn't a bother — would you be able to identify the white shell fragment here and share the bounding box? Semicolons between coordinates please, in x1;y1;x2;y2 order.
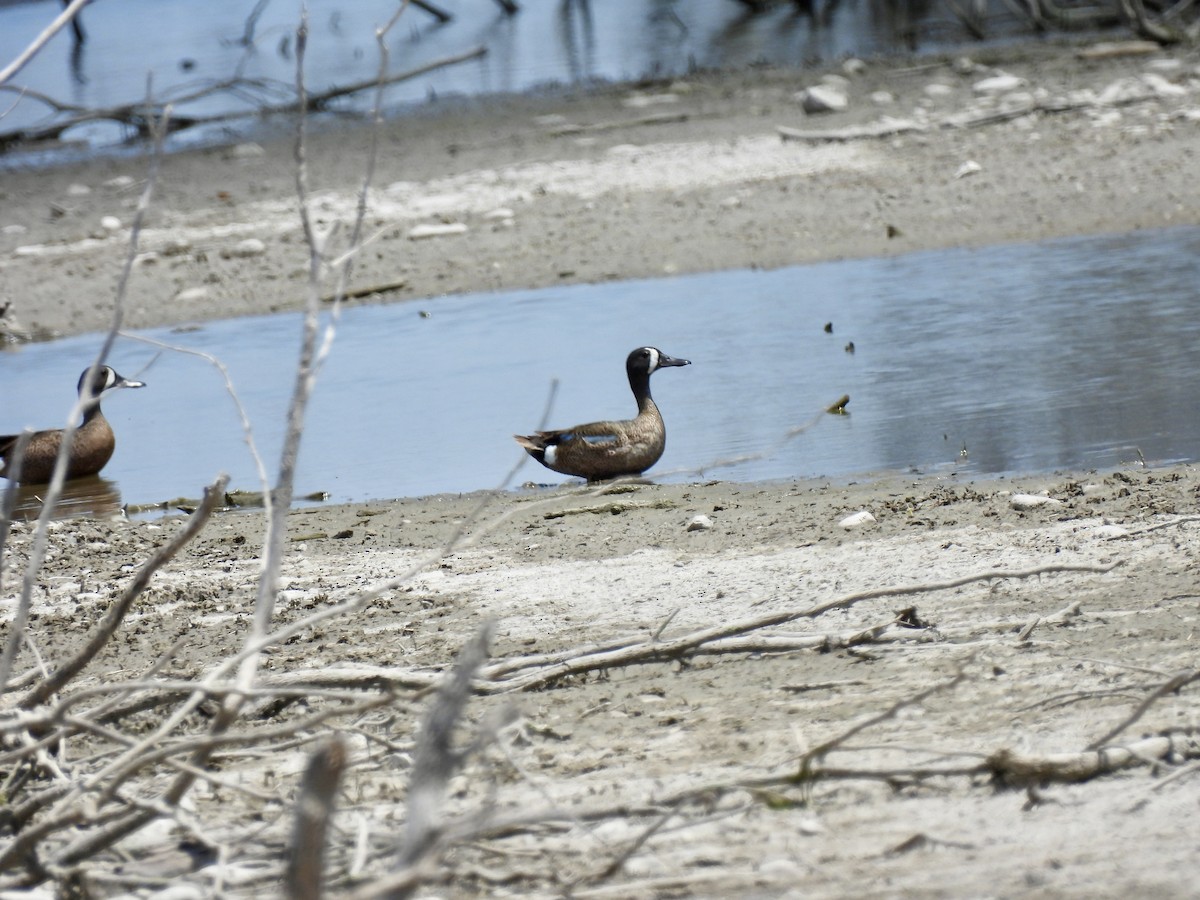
955;160;983;179
1010;493;1065;511
838;510;876;529
687;514;714;532
175;286;210;303
973;72;1025;94
408;223;468;240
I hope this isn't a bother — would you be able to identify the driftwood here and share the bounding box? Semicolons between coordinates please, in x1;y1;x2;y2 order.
0;45;487;150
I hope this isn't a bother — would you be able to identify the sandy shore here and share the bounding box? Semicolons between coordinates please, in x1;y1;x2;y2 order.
2;37;1200;896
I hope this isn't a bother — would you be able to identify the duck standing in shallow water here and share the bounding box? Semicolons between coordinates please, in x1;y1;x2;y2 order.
515;346;691;481
0;365;145;484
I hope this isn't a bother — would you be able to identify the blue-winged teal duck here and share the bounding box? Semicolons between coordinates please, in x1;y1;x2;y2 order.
0;365;145;484
515;346;691;481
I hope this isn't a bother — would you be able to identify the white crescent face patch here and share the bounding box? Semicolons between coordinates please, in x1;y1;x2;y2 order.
645;348;660;372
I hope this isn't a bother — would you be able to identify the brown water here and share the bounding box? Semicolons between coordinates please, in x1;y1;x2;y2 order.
2;226;1199;513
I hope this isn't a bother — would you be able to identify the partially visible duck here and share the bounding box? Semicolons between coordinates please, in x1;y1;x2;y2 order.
0;365;146;484
515;346;691;481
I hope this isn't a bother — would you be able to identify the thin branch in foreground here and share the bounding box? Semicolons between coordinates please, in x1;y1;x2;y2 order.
19;474;230;710
286;736;348;900
397;623;494;874
0;0;89;87
0;98;171;694
1086;669;1200;750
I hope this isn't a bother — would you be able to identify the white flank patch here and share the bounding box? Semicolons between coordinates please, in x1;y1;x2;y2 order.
543;445;558;466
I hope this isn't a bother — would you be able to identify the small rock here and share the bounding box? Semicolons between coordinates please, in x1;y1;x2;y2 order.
841;58;867;76
798;85;848;114
760;858;806;879
954;160;983;179
67;183;91;196
687;514;714;532
973;72;1024;94
408;223;468;240
924;83;954;98
100;215;121;232
104;175;136;190
220;238;267;258
838;510;876;529
869;90;895;105
1009;493;1064;510
483;207;514;221
1097;78;1152;105
622;92;680;109
1141;72;1187;98
1093;524;1129;539
175;287;210;303
2;223;28;235
160;238;193;256
227;142;265;159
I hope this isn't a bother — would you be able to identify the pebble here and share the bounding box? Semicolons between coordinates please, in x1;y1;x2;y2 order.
869;90;895;105
100;215;121;232
175;286;210;303
226;142;265;159
622;92;680;109
483;207;514;221
1009;493;1064;510
973;72;1025;94
2;223;27;235
687;514;714;532
220;238;267;258
838;510;876;529
408;223;468;240
104;175;136;189
67;183;91;196
798;85;848;114
1141;72;1187;98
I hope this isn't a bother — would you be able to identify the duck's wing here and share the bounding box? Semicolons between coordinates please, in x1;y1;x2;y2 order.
537;420;625;447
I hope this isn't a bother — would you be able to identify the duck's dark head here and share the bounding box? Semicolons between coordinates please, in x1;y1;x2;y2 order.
627;347;691;379
76;365;146;407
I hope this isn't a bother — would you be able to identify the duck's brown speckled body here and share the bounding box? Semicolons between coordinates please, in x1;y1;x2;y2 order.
515;347;690;481
0;366;145;484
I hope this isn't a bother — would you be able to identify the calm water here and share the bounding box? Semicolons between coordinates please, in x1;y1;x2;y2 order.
0;0;1030;160
2;226;1199;514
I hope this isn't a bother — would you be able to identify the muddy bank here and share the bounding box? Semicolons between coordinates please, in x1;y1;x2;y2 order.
1;39;1198;340
3;466;1200;894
